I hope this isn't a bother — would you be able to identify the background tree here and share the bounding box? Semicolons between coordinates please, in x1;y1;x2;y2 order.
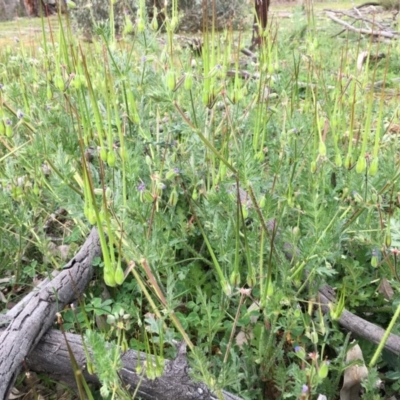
251;0;270;49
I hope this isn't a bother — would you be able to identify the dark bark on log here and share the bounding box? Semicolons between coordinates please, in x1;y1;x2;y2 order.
0;228;101;399
9;329;242;400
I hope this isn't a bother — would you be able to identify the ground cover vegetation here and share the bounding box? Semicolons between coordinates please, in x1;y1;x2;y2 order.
1;0;400;398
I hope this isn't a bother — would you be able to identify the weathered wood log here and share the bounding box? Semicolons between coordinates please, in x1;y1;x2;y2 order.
0;228;101;399
318;285;400;355
0;227;244;399
3;328;243;400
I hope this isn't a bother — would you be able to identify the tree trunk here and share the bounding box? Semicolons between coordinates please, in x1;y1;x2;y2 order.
251;0;270;49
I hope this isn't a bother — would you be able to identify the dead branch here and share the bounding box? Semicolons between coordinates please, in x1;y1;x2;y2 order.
326;11;399;38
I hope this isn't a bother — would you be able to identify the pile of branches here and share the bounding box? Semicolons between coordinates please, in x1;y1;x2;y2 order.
325;3;400;40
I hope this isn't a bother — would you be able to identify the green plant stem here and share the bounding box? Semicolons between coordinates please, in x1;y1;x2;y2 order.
369;300;400;368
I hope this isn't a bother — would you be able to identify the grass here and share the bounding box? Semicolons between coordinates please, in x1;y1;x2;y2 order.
1;1;400;399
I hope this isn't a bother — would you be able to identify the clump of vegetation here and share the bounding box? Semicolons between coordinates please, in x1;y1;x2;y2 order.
1;1;400;399
380;0;400;10
69;0;246;39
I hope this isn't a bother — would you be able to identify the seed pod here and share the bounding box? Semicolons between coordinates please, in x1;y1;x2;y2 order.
318;141;326;157
168;188;178;206
369;158;378;176
123;18;134;35
104;270;116;287
344;154;352;170
310;161;317;173
137;18;145;32
100;147;108;162
170;16;178;30
229;270;240;287
165;70;176;91
356;156;366;174
184;73;193;91
54;75;64;91
151;15;158;31
66;0;76;8
87;208;97;225
107;150;116;167
371;255;378;268
46;84;52;100
318;361;329;379
115;265;124;285
385;226;392;248
5;122;12;138
71;75;82;90
143;191;153;203
246;274;256;288
335;153;342;167
33;183;40;195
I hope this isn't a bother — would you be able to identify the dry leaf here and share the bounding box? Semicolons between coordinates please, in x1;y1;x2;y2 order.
57;244;70;261
378;278;394;300
8;387;26;399
340;343;368;400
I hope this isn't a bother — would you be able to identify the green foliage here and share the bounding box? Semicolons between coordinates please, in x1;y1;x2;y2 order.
2;3;400;399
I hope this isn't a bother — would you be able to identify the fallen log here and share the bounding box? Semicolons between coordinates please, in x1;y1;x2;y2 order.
0;227;244;400
2;328;243;400
318;285;400;355
0;228;101;399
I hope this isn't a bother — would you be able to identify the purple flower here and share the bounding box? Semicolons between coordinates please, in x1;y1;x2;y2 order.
294;346;302;353
5;119;12;126
17;110;24;119
173;167;181;174
0;83;3;90
138;182;146;192
302;384;309;393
